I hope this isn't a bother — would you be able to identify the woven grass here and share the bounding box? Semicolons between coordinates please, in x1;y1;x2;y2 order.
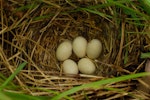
0;0;150;99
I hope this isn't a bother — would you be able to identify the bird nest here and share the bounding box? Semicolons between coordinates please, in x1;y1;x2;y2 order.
1;0;150;99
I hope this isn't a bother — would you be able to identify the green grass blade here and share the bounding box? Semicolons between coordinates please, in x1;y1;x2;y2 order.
138;0;150;15
1;91;49;100
81;8;112;19
0;91;12;100
15;4;38;12
0;73;18;90
108;0;149;19
141;52;150;58
81;0;132;10
0;62;27;91
51;72;150;100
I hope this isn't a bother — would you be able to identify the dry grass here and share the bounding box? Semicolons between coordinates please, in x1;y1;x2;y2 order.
0;0;150;99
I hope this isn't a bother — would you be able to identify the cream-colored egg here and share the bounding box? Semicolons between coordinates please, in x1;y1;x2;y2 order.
62;59;79;74
86;39;102;59
73;36;87;58
56;40;72;61
78;58;96;74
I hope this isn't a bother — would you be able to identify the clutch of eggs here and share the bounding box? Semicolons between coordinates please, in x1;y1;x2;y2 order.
56;36;103;75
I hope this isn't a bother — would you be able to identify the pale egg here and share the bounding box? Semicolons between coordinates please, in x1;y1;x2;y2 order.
86;39;102;59
56;40;72;61
78;58;96;74
62;59;79;74
72;36;87;58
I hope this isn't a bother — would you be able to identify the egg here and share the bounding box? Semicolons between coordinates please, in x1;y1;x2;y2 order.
73;36;87;58
78;58;96;74
56;40;72;61
86;39;102;59
62;59;79;74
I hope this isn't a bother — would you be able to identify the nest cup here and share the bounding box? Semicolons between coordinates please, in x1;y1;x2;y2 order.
24;11;115;95
1;4;118;98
